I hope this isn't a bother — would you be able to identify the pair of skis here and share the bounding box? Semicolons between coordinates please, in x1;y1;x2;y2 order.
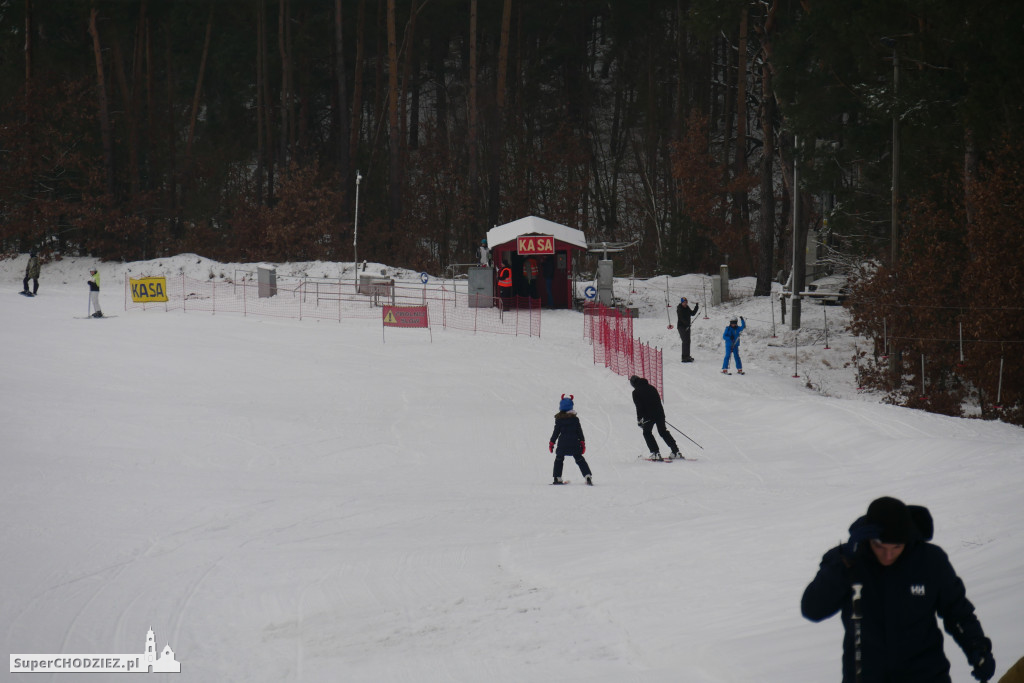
643;454;697;462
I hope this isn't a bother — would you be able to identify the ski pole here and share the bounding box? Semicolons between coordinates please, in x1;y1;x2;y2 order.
664;420;703;450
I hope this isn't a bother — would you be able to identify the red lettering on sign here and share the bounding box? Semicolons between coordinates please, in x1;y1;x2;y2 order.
516;235;555;255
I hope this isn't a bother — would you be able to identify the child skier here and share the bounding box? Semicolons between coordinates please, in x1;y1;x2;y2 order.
722;315;745;374
548;395;592;485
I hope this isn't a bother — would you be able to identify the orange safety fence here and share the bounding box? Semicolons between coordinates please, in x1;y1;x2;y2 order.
583;302;664;399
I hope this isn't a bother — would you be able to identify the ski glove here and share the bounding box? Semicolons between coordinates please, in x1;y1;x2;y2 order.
637;419;646;428
580;442;586;454
843;518;881;559
549;442;555;453
970;639;995;682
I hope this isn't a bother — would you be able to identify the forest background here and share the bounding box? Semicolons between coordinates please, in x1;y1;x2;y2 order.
1;0;1023;423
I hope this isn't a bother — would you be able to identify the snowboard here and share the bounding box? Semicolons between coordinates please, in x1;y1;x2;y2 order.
19;291;35;297
74;315;117;319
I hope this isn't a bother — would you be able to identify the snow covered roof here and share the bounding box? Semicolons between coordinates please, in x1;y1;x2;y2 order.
486;216;587;250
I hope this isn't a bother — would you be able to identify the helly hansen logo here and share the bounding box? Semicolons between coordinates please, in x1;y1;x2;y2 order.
910;584;926;596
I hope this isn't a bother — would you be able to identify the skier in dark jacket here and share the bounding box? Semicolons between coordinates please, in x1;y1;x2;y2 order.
802;496;995;683
676;297;699;362
548;395;592;485
628;375;680;460
23;250;40;295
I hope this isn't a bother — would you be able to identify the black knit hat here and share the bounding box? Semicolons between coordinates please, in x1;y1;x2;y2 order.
866;496;913;544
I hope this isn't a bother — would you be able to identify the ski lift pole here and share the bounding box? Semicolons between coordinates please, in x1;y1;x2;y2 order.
665;276;673;329
664;420;703;450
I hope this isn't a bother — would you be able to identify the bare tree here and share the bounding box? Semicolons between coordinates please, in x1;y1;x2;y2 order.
88;5;115;197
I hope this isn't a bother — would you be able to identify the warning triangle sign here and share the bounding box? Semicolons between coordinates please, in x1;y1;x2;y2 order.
383;311;398;324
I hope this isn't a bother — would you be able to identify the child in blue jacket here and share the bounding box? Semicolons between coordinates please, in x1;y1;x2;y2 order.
548;395;592;485
722;316;745;374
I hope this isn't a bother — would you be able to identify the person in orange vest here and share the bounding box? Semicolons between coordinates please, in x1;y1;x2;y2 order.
522;257;539;298
497;260;513;299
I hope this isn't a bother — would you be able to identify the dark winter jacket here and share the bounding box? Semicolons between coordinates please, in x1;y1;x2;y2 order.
676;302;699;329
630;377;665;422
25;256;40;279
550;411;585;456
802;513;990;683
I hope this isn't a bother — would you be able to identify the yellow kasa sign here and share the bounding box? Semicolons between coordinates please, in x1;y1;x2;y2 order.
129;276;169;303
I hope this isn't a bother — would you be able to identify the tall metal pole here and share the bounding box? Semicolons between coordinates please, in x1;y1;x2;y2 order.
353;170;362;293
791;135;801;330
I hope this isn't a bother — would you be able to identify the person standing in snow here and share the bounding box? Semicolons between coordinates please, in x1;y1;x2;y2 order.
628;375;681;461
548;395;592;485
802;496;995;683
477;239;490;267
522;256;539;298
88;267;104;318
541;255;556;308
23;250;40;295
676;297;699;362
722;315;745;374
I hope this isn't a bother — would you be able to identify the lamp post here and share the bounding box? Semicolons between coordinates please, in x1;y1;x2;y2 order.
353;169;362;293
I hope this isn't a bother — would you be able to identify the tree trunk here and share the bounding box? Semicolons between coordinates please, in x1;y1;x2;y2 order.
755;64;776;296
488;0;512;227
467;0;479;241
386;0;402;224
88;5;116;198
278;0;292;166
186;4;213;164
754;0;777;297
349;0;366;181
399;0;419;162
733;7;749;259
334;0;350;184
24;0;32;103
256;0;266;206
113;38;140;198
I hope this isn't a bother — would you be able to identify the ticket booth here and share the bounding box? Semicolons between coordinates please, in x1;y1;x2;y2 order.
485;216;588;310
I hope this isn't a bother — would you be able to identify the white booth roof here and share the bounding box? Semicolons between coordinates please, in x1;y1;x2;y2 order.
486;216;587;250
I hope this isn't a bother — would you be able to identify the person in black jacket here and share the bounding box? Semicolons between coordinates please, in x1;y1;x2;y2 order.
548;395;592;485
676;297;699;362
802;496;995;683
628;375;681;460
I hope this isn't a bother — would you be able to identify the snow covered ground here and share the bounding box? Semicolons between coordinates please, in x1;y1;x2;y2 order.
3;253;1022;682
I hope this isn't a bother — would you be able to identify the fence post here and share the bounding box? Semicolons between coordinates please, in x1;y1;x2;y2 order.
823;308;830;349
793;331;800;378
